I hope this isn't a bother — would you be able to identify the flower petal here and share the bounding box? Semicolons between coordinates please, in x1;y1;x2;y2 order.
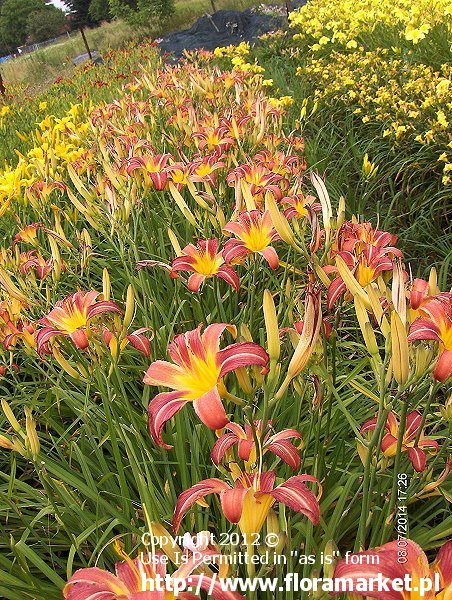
270;474;320;525
407;446;427;472
143;360;185;388
267;440;300;470
404;411;422;442
218;342;268;377
333;540;429;600
434;349;452;382
220;487;248;523
187;273;206;292
193;388;229;430
217;265;240;292
407;318;441;343
211;433;238;465
63;567;128;600
259;246;279;269
173;478;230;532
148;391;188;449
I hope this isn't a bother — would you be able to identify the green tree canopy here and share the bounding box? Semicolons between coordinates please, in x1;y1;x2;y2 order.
65;0;98;26
26;4;67;43
108;0;174;27
88;0;112;22
0;0;46;50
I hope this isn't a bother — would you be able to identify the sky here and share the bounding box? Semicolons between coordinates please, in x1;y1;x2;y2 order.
50;0;69;10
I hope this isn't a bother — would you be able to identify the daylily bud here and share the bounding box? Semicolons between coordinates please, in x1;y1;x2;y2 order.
354;297;380;357
336;197;346;229
391;311;409;386
266;509;286;554
102;268;111;301
0;268;30;306
310;172;332;245
428;267;440;296
1;399;22;433
391;259;406;325
276;286;321;398
235;367;254;395
440;395;452;423
0;434;15;450
52;346;85;380
48;236;62;280
123;285;135;330
108;335;119;360
168;182;197;227
336;255;371;308
168;228;182;257
150;521;182;564
414;344;434;380
265;192;296;247
323;540;339;579
24;407;40;459
367;284;390;337
263;290;280;363
357;439;368;467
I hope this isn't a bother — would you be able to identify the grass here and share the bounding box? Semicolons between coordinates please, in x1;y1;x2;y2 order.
1;21;137;92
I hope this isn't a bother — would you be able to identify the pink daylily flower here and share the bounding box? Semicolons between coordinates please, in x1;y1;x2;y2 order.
36;291;121;353
171;239;240;292
360;410;439;472
282;193;320;220
333;539;451;600
222;210;281;269
144;324;268;448
19;250;57;280
408;292;452;382
212;420;302;470
125;153;172;190
173;470;321;535
409;278;430;310
64;550;244;599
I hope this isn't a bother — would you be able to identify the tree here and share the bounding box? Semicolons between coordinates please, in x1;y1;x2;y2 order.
26;5;67;43
88;0;112;22
65;0;98;26
108;0;174;27
0;0;46;50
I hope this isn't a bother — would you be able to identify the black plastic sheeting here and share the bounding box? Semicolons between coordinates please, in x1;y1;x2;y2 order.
158;5;306;58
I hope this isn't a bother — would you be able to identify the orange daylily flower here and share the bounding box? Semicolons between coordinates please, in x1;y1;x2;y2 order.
173;469;320;537
408;293;452;382
171;238;240;292
144;323;268;448
360;410;439;472
334;539;451;600
222;210;281;269
212;420;302;470
36;290;121;353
